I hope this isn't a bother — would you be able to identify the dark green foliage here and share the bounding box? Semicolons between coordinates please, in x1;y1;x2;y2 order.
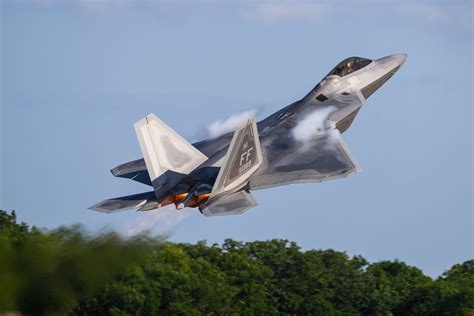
77;240;473;315
403;261;474;315
0;210;161;315
0;210;472;315
0;210;29;243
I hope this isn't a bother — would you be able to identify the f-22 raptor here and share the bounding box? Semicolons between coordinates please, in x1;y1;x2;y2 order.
90;53;407;216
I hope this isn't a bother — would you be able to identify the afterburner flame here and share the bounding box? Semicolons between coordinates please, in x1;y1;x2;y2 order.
174;193;188;204
197;194;210;206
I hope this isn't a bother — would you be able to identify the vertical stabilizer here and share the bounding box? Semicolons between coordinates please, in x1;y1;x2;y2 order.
210;117;262;198
134;114;208;182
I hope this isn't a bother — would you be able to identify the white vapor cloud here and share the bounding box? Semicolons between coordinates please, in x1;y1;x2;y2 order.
124;206;193;237
242;2;331;24
206;110;257;138
292;106;336;143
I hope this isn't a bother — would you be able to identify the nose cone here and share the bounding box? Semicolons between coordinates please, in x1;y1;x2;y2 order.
360;53;407;99
377;53;407;69
391;53;407;66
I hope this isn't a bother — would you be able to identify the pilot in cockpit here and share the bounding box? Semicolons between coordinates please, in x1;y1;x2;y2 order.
346;61;352;75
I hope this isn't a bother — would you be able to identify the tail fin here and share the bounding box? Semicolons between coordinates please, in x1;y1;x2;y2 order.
210;116;262;198
134;114;208;183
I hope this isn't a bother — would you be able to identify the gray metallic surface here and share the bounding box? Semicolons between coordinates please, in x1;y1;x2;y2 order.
361;65;401;99
211;117;262;197
200;190;258;216
89;191;155;213
226;124;259;184
249;130;360;190
91;53;406;214
111;158;151;185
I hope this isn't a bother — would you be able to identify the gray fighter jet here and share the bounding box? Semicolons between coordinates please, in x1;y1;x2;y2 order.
90;53;407;216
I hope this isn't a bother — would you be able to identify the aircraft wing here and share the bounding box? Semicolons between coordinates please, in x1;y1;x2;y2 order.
249;129;361;190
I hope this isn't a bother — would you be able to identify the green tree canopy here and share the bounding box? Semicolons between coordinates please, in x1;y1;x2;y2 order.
0;210;472;315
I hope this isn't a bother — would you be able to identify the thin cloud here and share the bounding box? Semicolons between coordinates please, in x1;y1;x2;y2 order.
206;110;257;138
241;2;331;24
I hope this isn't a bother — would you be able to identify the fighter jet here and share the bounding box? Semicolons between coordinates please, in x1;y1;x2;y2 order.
90;53;407;216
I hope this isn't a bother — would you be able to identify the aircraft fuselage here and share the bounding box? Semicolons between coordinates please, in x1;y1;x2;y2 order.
92;53;407;215
194;53;407;159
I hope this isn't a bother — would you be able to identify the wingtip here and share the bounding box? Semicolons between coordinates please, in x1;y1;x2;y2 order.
88;204;109;213
110;167;120;176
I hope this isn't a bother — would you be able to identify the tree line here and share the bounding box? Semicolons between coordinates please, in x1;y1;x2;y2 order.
0;210;472;315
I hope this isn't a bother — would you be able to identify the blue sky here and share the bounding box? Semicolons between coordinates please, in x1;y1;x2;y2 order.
1;0;472;277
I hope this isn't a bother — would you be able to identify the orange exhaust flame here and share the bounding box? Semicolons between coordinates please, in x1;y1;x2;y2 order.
170;193;211;209
185;196;198;208
197;194;210;206
159;195;175;207
174;193;188;205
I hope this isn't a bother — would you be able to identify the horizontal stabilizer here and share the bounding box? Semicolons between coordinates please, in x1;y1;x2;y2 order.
89;191;156;213
200;190;257;216
134;114;208;185
111;159;152;186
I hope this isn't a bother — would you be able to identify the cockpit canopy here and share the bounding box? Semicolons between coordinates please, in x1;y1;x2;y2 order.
327;57;372;77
